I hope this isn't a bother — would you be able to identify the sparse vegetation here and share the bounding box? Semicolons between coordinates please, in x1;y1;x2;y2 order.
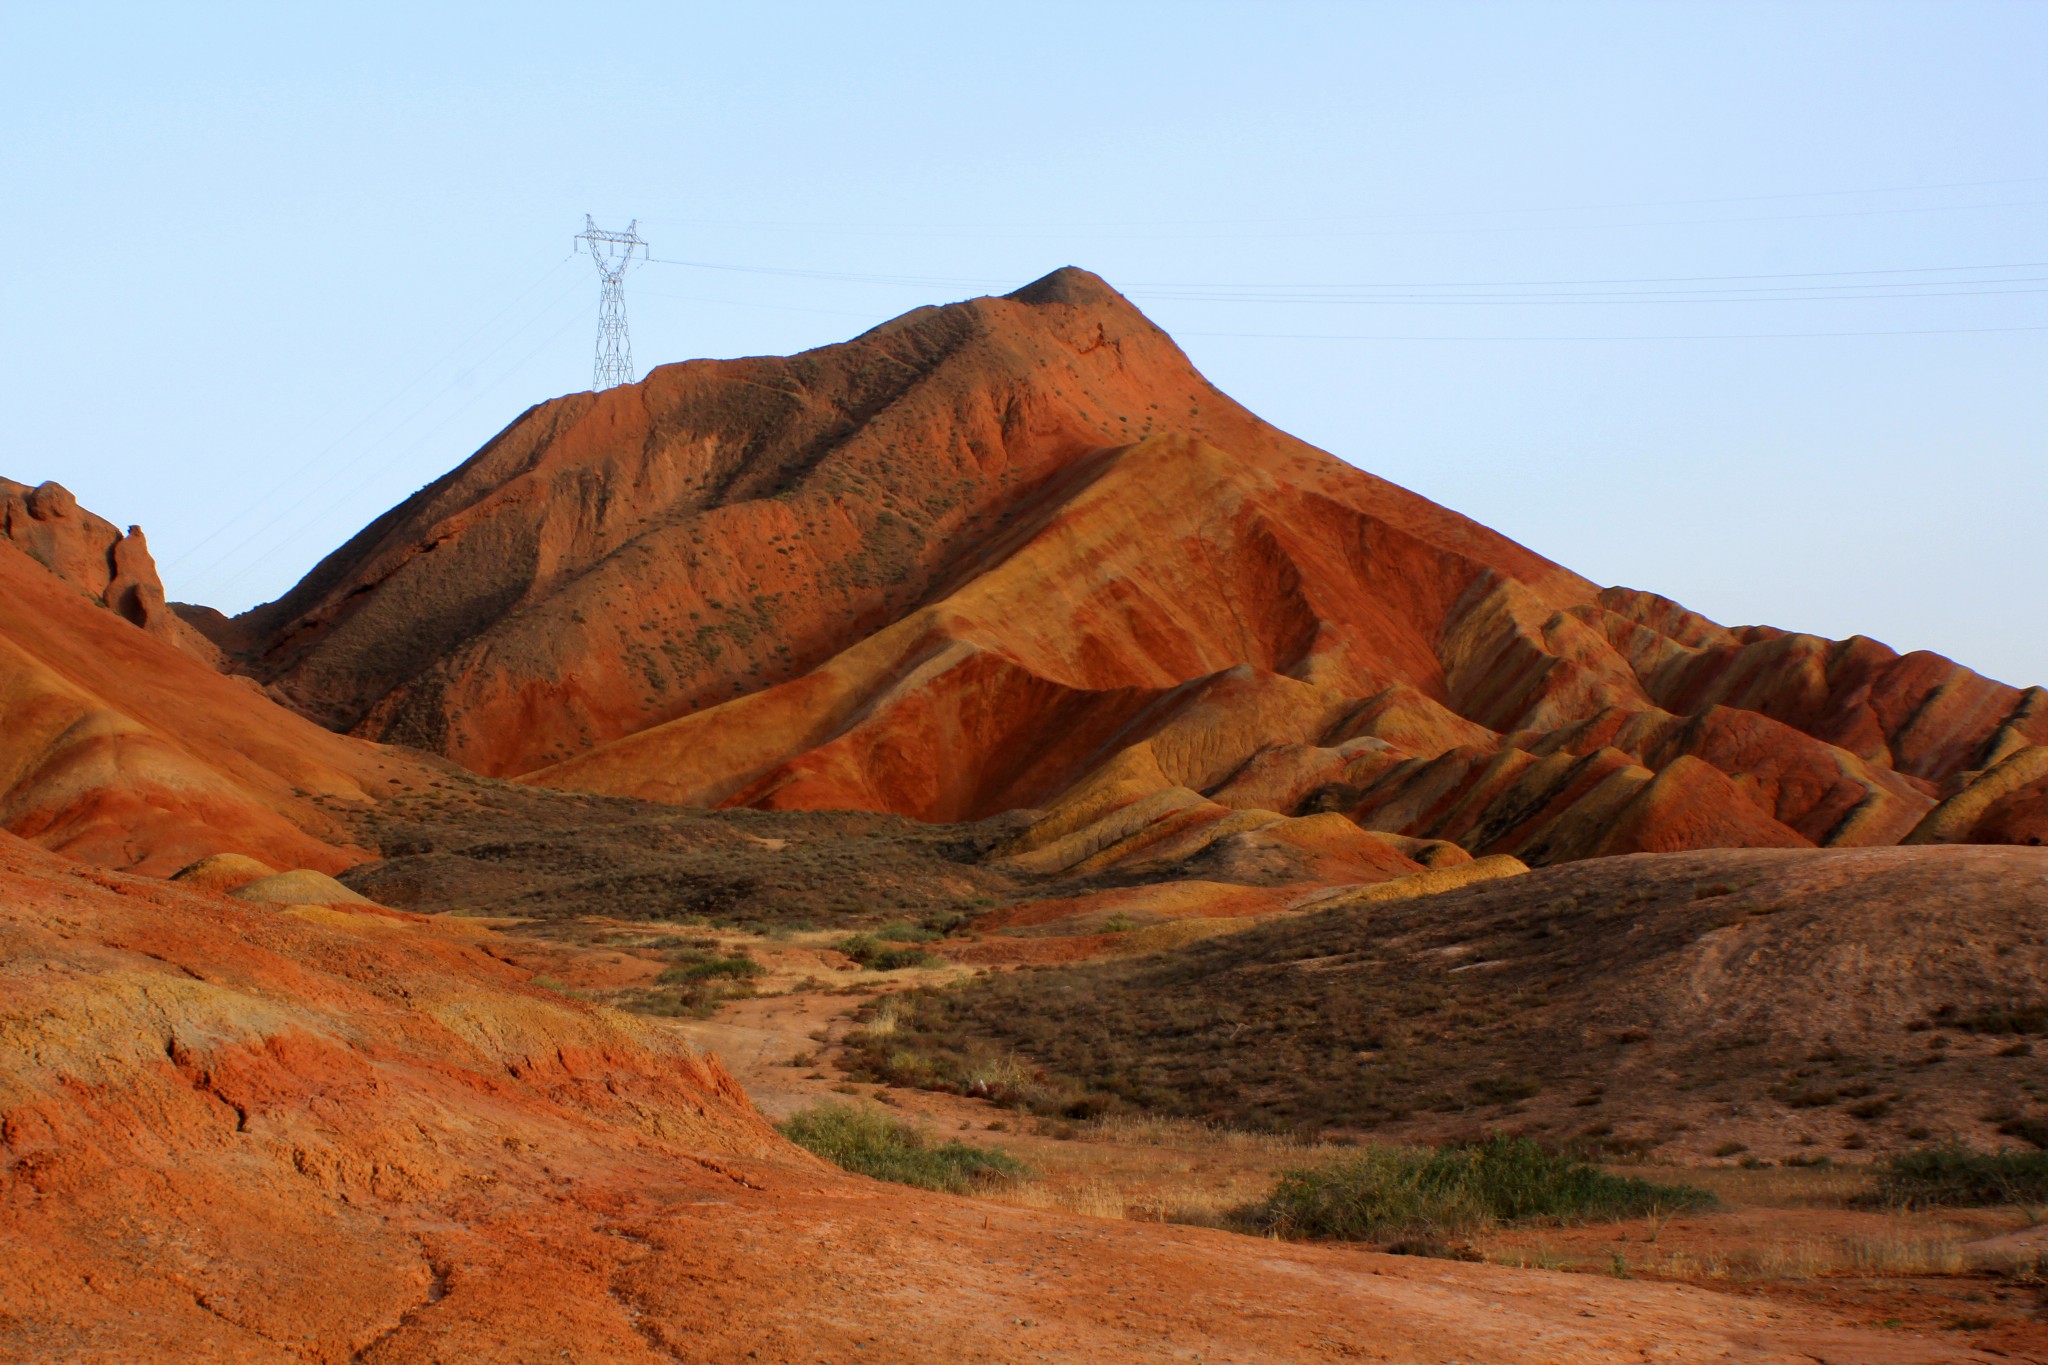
836;933;944;971
1245;1136;1712;1243
825;850;2047;1154
340;781;1019;933
628;944;766;1017
778;1103;1026;1193
1867;1146;2048;1209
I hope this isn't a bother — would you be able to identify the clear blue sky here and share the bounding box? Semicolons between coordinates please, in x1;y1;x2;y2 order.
6;2;2044;686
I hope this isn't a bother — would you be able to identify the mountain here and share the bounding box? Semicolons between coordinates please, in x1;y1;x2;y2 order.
211;268;2048;868
1;284;2017;1362
0;489;437;874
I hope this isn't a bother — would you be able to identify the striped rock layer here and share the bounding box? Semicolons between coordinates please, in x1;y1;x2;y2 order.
203;269;2045;872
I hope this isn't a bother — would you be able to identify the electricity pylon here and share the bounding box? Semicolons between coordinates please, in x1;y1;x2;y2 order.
576;216;648;390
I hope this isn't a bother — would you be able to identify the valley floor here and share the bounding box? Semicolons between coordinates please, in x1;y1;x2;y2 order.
11;786;2042;1362
495;917;2048;1362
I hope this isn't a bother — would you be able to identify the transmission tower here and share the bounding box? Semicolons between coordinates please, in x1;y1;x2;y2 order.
576;215;648;390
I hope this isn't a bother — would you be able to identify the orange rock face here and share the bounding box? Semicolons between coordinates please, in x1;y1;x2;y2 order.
216;269;2047;866
1;477;222;664
0;532;434;875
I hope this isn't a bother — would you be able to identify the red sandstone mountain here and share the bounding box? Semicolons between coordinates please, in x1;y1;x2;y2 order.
0;495;435;874
209;268;2047;869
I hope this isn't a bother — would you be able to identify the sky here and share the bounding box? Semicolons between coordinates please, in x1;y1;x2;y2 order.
4;1;2044;686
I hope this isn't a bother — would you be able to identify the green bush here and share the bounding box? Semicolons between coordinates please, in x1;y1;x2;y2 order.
837;934;943;971
1869;1146;2048;1209
1248;1135;1713;1242
778;1103;1026;1193
658;955;766;983
872;920;943;943
629;949;765;1017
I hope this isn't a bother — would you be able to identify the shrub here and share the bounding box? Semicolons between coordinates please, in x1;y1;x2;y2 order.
1942;1001;2048;1036
2000;1117;2048;1149
628;949;765;1017
1869;1146;2048;1209
837;934;943;971
658;955;765;983
777;1103;1026;1193
877;911;971;940
1247;1135;1713;1242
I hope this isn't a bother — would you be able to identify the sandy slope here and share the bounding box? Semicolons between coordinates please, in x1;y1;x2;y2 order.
0;536;436;874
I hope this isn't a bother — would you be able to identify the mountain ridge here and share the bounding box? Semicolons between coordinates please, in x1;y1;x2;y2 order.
191;267;2046;866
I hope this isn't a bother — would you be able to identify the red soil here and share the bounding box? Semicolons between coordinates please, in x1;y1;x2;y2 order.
0;836;1983;1363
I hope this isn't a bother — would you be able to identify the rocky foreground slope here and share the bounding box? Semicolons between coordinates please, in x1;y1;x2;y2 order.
0;835;1978;1363
206;268;2047;873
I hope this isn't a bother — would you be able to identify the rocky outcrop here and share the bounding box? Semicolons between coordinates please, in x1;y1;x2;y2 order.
1;477;222;665
0;527;437;874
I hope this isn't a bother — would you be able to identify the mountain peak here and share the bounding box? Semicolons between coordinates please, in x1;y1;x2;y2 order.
1004;266;1129;310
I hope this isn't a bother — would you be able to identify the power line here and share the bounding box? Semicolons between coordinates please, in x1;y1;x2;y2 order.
1128;259;2048;290
166;255;577;570
1141;285;2048;306
644;255;996;288
178;279;589;591
1181;322;2048;342
648;172;2048;233
633;286;886;319
208;305;596;606
640;254;2048;298
644;191;2048;244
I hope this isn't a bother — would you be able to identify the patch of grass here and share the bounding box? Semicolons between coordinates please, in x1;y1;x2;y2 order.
340;783;1020;933
1246;1136;1713;1242
778;1103;1027;1193
1868;1146;2048;1209
837;934;944;971
868;920;935;942
629;947;765;1017
658;954;765;983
